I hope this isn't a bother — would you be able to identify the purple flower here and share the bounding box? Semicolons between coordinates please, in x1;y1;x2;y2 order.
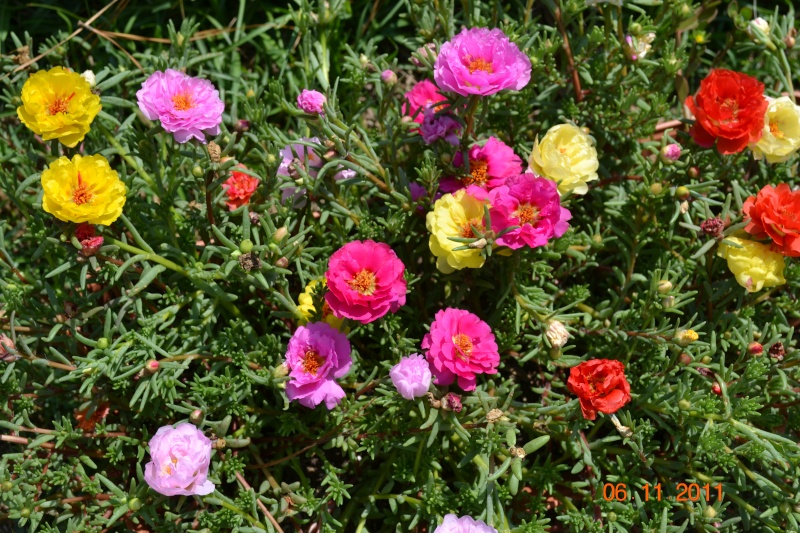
410;182;427;202
390;354;432;400
136;69;224;144
433;514;497;533
421;107;462;146
489;173;571;250
297;89;327;115
434;28;531;97
285;322;352;409
143;423;215;496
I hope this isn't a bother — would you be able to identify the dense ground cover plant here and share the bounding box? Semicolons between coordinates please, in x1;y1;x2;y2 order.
1;0;800;531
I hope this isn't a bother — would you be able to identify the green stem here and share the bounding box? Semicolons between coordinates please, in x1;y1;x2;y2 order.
206;497;267;530
97;123;158;190
108;238;189;276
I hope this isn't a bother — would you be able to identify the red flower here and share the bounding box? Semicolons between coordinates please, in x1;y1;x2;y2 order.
743;183;800;256
222;166;259;211
685;69;767;154
567;359;631;421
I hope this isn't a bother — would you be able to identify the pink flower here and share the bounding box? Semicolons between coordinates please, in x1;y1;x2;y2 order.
660;143;682;162
489;173;571;249
422;308;500;391
284;322;352;409
0;334;18;363
441;137;522;193
136;69;224;144
325;240;407;324
222;166;259;211
434;27;531;97
143;423;215;496
74;223;103;256
390;354;432;400
421;107;461;146
433;514;497;533
403;80;447;124
381;69;397;84
297;89;327;114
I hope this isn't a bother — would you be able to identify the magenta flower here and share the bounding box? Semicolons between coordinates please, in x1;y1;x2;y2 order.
410;182;427;202
489;173;571;250
434;27;531;97
441;137;522;193
390;354;432;400
421;107;462;146
297;89;327;114
325;240;407;324
136;69;224;144
422;308;500;391
433;514;497;533
403;80;447;124
284;322;352;409
143;423;215;496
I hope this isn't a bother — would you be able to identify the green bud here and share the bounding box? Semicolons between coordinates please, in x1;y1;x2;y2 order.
189;409;204;425
607;511;617;522
128;497;142;511
239;239;254;253
96;337;109;350
780;502;792;515
675;186;690;199
230;250;242;258
273;227;289;242
629;23;642;34
678;399;692;410
701;355;712;364
1;481;12;492
657;280;673;294
20;508;30;518
703;506;717;518
192;166;204;178
650;182;663;195
268;242;281;254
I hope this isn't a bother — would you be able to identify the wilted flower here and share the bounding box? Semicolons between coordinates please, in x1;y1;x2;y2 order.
284;322;352;409
17;66;101;147
545;320;570;348
750;97;800;163
325;240;407;324
221;166;259;211
422;307;500;391
41;154;126;225
144;423;215;496
434;27;531;97
529;124;599;195
700;217;725;238
769;342;785;360
297;279;346;331
136;69;224;144
389;354;432;400
675;329;699;346
420;107;461;146
433;514;497;533
426;189;489;273
441;137;523;193
296;89;327;114
717;237;786;292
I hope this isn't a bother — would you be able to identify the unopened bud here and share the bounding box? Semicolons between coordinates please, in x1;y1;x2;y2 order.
189;409;204;424
192;165;204;178
235;119;250;133
96;337;109;350
678;352;693;365
273;363;289;379
0;335;19;363
145;360;160;374
657;280;673;294
175;33;185;47
703;506;717;518
359;53;371;70
381;69;397;85
747;342;764;356
81;70;96;88
747;17;770;38
128;497;142;511
675;186;691;199
208;142;221;163
687;167;700;179
678;399;692;410
785;35;796;49
607;512;617;522
1;481;12;492
273;227;289;243
276;256;289;269
711;383;722;395
650;182;663;195
660;144;681;163
239;239;254;254
662;296;676;309
545;320;570;348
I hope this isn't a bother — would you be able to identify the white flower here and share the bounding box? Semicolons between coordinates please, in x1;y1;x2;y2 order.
81;70;96;88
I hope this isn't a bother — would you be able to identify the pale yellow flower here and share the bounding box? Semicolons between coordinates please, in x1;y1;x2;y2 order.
529;124;599;196
717;237;786;292
426;190;487;273
17;66;101;148
297;279;347;331
41;154;126;225
750;96;800;163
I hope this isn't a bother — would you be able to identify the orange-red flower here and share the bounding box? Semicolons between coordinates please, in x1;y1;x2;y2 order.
685;69;767;154
221;166;259;211
743;183;800;256
567;359;631;421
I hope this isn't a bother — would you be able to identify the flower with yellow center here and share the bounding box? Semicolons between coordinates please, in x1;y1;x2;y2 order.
17;66;101;148
750;96;800;163
426;190;488;273
41;154;126;225
297;279;347;331
717;237;786;292
529;124;599;196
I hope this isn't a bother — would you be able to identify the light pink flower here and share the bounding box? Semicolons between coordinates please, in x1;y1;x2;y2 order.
0;334;17;363
421;107;462;146
661;143;682;162
390;354;432;400
325;240;407;324
433;514;497;533
222;166;259;211
489;173;571;249
297;89;327;114
403;80;447;124
284;322;352;409
441;137;522;193
422;308;499;391
143;423;215;496
434;27;531;97
136;69;224;144
381;69;397;84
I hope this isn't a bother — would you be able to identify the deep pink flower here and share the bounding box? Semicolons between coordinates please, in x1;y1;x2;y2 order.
297;89;326;114
421;107;461;146
75;223;95;242
489;173;571;249
80;236;104;257
284;322;352;409
222;166;259;211
136;69;224;144
422;308;499;391
433;514;497;533
441;137;522;193
434;27;531;97
390;354;432;400
325;240;407;324
403;80;447;124
144;423;215;496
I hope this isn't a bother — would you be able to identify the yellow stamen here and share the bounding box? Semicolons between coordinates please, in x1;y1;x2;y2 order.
302;349;325;376
347;269;377;296
452;333;473;360
72;172;93;205
48;92;76;115
463;159;488;187
769;121;784;138
513;203;540;225
172;92;194;111
466;57;493;74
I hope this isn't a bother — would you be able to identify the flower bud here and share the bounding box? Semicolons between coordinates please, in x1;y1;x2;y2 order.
701;355;712;364
607;512;617;522
545;320;570;348
747;342;763;356
703;506;717;518
678;399;692;410
96;337;109;350
549;346;562;360
662;296;676;309
273;226;289;242
189;409;204;425
239;239;254;254
81;70;96;88
747;17;770;38
1;481;12;491
678;352;693;365
208;141;221;163
20;508;30;518
785;35;796;49
0;335;19;363
145;360;160;374
441;392;462;413
657;280;673;294
235;119;250;133
650;182;663;195
128;497;142;511
192;166;204;178
700;217;725;238
276;256;289;269
273;363;289;379
711;383;722;395
359;53;371;70
660;144;681;163
675;329;699;346
380;69;397;85
675;186;690;199
687;167;700;179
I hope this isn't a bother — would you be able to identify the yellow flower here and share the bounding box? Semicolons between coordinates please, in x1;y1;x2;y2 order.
675;329;699;346
750;96;800;163
41;154;126;225
297;280;347;331
17;66;101;148
717;237;786;292
426;190;487;273
529;124;599;196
